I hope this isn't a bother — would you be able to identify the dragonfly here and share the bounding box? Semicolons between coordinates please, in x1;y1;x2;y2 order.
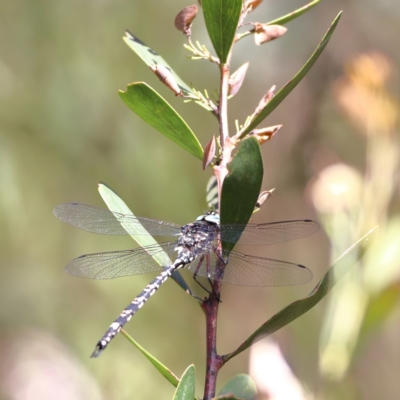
54;203;319;357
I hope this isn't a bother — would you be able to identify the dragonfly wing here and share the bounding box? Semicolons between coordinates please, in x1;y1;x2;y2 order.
187;250;312;286
220;220;319;245
64;242;178;279
54;203;181;236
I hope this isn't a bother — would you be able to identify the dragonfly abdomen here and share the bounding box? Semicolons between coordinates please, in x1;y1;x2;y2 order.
91;265;177;357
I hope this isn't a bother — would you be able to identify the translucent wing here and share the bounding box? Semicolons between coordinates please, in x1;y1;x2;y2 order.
64;242;178;279
221;220;319;245
187;250;312;286
54;203;181;237
65;241;312;286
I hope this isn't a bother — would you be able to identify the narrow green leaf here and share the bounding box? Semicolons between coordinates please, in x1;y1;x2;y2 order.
240;11;342;138
124;31;193;97
173;365;196;400
224;226;377;361
123;31;212;111
98;182;193;294
98;182;170;265
267;0;322;26
119;83;203;160
217;374;257;400
202;0;242;64
220;137;264;252
120;330;180;387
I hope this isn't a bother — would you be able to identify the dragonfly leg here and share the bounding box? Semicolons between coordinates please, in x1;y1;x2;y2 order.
205;254;221;303
192;255;213;296
214;248;228;265
192;255;221;302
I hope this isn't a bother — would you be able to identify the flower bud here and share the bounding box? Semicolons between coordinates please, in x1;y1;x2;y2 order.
249;125;282;144
149;64;183;96
254;24;287;46
228;62;249;97
175;5;198;37
202;135;216;170
245;0;263;12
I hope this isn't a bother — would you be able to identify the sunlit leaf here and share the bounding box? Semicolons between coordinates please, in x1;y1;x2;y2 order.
223;226;377;360
120;330;180;387
173;365;196;400
123;31;213;111
98;182;192;294
220;137;263;252
123;30;193;96
119;83;203;160
202;0;242;64
240;11;342;138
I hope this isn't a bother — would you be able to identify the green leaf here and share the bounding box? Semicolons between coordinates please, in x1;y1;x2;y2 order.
240;11;342;138
123;31;213;111
220;137;264;251
202;0;242;64
98;182;170;265
173;365;196;400
223;226;377;361
217;374;257;400
119;83;203;160
98;182;193;295
124;31;192;97
120;330;180;387
267;0;322;26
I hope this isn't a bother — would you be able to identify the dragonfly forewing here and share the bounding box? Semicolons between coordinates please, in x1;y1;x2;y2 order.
53;203;182;237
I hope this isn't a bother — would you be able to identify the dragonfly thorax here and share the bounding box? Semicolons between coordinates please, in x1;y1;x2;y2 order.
174;218;220;265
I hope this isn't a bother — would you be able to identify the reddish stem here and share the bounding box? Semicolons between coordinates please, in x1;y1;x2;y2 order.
201;260;227;399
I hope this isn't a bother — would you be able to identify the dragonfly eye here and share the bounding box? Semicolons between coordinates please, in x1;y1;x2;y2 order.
204;213;220;225
195;212;220;225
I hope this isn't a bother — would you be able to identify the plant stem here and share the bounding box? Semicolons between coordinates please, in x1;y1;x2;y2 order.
203;49;233;400
214;61;233;205
218;63;230;146
201;275;224;399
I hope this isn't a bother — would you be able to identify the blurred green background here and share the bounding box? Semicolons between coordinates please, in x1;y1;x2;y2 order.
0;0;399;399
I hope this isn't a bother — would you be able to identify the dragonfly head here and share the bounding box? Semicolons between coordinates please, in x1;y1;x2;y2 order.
196;211;220;225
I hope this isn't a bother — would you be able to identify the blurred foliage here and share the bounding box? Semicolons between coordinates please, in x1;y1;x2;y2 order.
311;51;400;395
0;0;399;399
